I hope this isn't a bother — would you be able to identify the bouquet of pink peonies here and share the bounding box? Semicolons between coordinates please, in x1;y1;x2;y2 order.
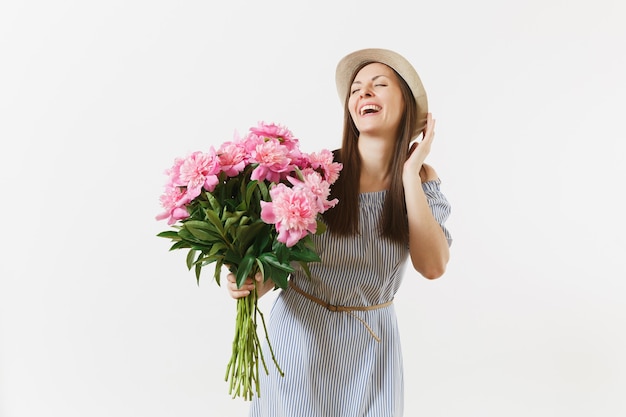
156;122;342;400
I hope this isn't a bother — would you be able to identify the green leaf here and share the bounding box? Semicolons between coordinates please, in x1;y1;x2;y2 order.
223;249;242;267
186;203;204;220
157;230;180;240
186;249;198;270
272;241;289;264
178;228;217;247
236;222;269;251
204;209;226;236
252;228;271;253
255;259;266;283
293;166;305;181
258;252;295;273
205;191;222;212
298;260;313;280
190;240;216;249
224;210;245;236
207;242;228;257
315;219;327;235
195;262;202;284
288;248;321;263
183;219;215;231
268;267;289;290
257;180;270;201
235;254;256;288
244;180;259;208
184;220;222;241
197;254;220;266
213;260;223;286
170;240;191;251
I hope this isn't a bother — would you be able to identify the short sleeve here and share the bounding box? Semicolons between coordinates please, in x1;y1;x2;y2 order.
421;179;453;247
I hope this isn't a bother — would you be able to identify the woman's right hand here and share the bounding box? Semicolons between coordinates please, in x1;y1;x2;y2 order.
225;267;279;299
226;271;263;299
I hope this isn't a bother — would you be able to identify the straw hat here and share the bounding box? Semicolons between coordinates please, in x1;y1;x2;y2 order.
335;48;428;138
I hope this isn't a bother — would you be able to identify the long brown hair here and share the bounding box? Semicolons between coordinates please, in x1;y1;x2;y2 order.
323;62;419;244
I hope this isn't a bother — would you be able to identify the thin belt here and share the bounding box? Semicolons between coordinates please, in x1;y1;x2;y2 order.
289;281;393;342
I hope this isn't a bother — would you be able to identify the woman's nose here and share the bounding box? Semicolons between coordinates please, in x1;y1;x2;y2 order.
359;84;373;97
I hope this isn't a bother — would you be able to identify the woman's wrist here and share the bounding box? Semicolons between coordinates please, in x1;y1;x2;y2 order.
256;277;276;298
402;167;424;187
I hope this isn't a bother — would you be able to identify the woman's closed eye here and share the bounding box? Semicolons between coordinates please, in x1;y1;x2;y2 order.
351;84;387;95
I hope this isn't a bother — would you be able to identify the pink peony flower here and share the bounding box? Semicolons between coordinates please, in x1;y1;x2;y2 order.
178;150;221;198
249;121;298;150
290;170;338;213
249;139;292;183
164;156;186;187
156;186;191;225
289;148;310;171
308;149;342;184
217;139;248;177
260;183;318;247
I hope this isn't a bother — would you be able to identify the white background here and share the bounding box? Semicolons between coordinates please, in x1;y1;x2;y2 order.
1;1;625;416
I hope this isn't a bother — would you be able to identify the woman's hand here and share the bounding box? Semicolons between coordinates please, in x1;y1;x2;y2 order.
226;270;277;299
404;113;437;182
226;271;263;299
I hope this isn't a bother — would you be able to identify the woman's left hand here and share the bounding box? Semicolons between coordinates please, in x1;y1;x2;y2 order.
404;113;437;182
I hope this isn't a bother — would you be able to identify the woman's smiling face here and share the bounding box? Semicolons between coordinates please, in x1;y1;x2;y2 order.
348;62;405;138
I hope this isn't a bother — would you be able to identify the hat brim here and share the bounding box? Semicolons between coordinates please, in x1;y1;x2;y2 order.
335;48;428;138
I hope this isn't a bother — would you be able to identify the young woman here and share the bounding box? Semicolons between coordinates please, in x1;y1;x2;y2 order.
227;48;452;417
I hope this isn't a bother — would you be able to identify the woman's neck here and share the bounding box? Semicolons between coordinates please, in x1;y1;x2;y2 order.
358;134;394;192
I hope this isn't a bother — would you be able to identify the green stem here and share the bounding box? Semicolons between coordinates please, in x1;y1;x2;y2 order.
256;294;284;377
224;279;283;400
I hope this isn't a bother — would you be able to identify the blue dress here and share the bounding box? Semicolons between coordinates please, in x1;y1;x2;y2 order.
249;180;452;417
